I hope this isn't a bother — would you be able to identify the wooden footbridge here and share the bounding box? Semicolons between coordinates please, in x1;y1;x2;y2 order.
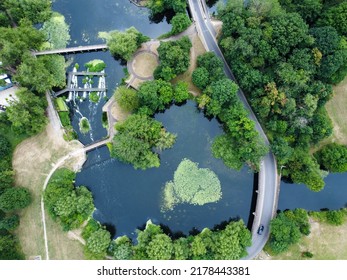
33;44;108;56
54;87;107;97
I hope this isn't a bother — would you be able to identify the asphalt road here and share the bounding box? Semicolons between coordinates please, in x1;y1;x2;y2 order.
188;0;279;259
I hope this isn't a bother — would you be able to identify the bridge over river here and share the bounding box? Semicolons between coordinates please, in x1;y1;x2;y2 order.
188;0;279;259
33;44;108;56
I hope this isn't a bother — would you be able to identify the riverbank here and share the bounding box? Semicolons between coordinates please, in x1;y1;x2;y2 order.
258;217;347;260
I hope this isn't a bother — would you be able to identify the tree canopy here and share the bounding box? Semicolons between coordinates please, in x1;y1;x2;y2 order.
217;0;347;189
154;36;192;81
103;27;149;61
314;143;347;172
111;114;176;169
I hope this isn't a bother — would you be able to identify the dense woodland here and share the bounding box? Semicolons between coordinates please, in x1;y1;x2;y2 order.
0;0;68;259
217;0;347;190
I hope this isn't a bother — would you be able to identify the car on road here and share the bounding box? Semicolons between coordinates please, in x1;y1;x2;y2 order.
257;225;265;235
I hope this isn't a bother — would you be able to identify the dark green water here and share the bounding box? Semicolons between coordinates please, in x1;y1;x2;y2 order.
75;101;254;238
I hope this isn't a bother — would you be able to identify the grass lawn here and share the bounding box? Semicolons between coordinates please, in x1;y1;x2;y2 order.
326;77;347;145
312;76;347;152
12;123;85;259
56;97;69;112
266;218;347;260
132;52;158;78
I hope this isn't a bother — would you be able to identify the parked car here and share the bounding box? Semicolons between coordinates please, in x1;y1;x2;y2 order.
257;224;265;235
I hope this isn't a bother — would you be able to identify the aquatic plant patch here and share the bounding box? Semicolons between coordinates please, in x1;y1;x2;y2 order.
162;158;222;211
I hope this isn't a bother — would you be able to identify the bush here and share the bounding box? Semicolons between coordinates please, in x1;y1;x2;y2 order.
79;117;90;134
89;92;100;103
58;111;71;127
0;187;31;212
44;169;95;231
114;86;139;112
0;135;11;158
192;67;209;89
326;210;345;226
170;13;191;35
84;59;106;72
314;143;347;173
102;112;108;128
302;251;313;258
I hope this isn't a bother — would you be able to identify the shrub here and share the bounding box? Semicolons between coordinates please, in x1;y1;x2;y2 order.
0;187;31;212
79;117;90;134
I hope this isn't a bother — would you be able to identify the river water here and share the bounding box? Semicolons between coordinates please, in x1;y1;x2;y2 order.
52;0;254;238
52;0;347;239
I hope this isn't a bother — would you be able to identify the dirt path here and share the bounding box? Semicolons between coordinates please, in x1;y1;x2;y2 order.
13;93;86;260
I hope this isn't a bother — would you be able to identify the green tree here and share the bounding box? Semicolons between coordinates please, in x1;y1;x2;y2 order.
85;229;111;259
41;12;70;49
111;114;175;169
6;88;47;136
0;187;31;212
196;52;224;82
155;36;192;80
206;78;239;114
0;214;20;230
326;210;345;226
0;234;24;260
173;238;190;260
170;13;191;35
0;19;45;74
192;67;210;89
114;86;139;112
0;170;14;194
105;27;149;61
173;81;191;103
317;1;347;36
279;0;322;24
146;234;173;260
147;0;187;15
109;236;133;260
137;80;161;114
269;212;301;254
270;13;309;55
0;135;11;158
285;148;325;191
314;143;347;172
135;222;163;259
310;26;340;55
1;0;51;25
212;220;251;260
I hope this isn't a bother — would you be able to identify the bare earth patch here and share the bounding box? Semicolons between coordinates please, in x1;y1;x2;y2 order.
111;101;130;122
13;123;86;260
132;52;158;78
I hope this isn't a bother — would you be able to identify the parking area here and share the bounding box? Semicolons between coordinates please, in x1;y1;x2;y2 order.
0;85;17;109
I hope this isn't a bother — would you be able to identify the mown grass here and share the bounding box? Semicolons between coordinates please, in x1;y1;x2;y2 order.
311;76;347;152
12;124;85;259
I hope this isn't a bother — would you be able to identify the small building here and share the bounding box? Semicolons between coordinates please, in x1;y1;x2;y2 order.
0;73;13;91
0;72;16;112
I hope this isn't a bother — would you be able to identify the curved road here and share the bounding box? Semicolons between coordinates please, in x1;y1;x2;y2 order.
188;0;278;259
